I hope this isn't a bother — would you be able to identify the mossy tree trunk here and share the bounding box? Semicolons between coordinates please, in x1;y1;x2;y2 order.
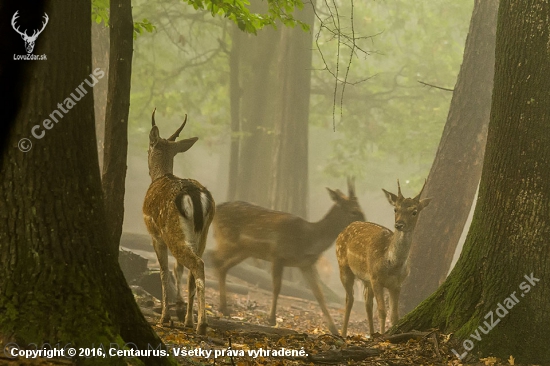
0;2;174;365
393;1;550;364
401;0;499;313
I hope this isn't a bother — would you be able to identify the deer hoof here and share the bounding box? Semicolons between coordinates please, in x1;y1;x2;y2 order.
267;317;277;326
328;324;339;336
176;302;186;321
184;317;194;328
196;323;208;335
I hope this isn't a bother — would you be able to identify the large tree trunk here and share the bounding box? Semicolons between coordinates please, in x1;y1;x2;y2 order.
0;2;173;364
393;1;550;363
229;21;280;208
227;24;242;202
400;0;498;313
268;5;314;218
102;0;134;256
92;21;110;171
227;3;314;217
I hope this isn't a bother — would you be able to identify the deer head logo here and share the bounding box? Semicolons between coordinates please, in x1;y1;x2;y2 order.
11;11;49;54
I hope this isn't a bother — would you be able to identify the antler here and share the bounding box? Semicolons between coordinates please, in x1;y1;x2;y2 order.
29;13;49;40
397;179;403;199
414;179;427;201
151;108;157;127
11;11;27;38
347;177;356;198
167;114;188;141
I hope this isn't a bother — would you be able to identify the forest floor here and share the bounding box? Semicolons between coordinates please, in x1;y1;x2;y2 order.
142;280;529;366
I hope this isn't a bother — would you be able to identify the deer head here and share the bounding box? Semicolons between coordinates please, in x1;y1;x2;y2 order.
382;180;431;232
12;11;49;54
148;108;198;181
326;177;366;224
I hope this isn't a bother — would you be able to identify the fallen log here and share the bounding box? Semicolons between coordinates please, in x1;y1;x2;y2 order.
382;331;430;343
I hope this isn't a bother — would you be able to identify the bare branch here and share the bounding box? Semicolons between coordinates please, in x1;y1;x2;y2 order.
417;80;454;92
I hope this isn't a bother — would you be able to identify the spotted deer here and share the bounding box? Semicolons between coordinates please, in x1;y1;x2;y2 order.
142;109;215;335
336;180;431;337
209;179;365;335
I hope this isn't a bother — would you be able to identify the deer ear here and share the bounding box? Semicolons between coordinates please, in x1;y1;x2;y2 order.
382;189;398;206
418;198;432;210
149;126;160;144
172;137;198;153
327;188;344;203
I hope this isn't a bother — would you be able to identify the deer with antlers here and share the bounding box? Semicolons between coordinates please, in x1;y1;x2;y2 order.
336;180;431;337
210;179;365;335
143;109;215;335
11;11;49;54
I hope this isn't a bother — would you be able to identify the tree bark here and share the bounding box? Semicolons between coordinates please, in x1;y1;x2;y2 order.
393;1;550;363
227;24;242;202
0;2;173;365
227;2;314;218
102;0;134;256
401;0;498;313
268;4;314;218
229;21;280;208
91;21;110;171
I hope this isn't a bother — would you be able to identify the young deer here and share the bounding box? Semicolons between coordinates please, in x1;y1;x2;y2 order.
336;180;430;337
143;109;215;335
209;179;365;335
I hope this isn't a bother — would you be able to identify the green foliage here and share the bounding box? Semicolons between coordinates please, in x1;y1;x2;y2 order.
92;0;157;39
134;19;156;39
92;0;109;25
185;0;308;34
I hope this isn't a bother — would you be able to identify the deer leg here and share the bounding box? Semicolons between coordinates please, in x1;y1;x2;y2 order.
152;237;171;324
339;266;355;337
172;247;207;335
184;269;197;328
213;252;248;316
388;286;401;327
301;265;338;335
268;260;284;326
173;262;186;322
372;281;387;334
363;281;375;336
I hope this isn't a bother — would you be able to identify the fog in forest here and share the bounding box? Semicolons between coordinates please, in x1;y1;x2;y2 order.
89;1;476;295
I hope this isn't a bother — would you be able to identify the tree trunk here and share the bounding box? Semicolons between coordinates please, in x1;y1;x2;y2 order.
268;4;314;218
92;22;110;171
400;0;498;313
227;24;242;202
0;2;173;365
393;1;550;363
230;21;280;208
227;2;314;218
102;0;133;256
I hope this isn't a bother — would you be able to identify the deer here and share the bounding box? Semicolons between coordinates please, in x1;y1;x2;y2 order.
142;109;215;335
336;180;431;337
11;11;49;54
209;179;365;335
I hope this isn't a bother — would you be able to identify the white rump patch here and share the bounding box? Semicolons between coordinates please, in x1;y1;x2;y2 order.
200;192;210;217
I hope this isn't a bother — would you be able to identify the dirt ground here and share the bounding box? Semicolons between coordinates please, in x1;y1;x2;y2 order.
0;274;536;366
146;276;534;366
